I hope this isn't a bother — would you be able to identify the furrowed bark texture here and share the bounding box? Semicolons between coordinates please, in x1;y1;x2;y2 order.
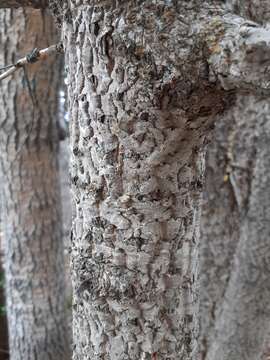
0;0;47;8
59;1;234;359
0;9;70;360
200;2;270;360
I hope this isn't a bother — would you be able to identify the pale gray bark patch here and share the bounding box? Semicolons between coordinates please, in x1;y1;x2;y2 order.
0;9;70;360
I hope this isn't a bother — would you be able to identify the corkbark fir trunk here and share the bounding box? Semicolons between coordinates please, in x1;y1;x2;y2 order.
200;2;270;359
56;2;233;359
0;9;70;360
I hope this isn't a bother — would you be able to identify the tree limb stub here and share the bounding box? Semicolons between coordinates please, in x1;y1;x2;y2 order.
0;0;47;8
206;15;270;94
0;43;63;81
1;2;270;96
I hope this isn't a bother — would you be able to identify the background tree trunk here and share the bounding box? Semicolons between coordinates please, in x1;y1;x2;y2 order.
0;9;70;360
200;95;270;360
200;2;270;359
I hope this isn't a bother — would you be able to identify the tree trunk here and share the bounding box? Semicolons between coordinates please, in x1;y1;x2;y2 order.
52;1;270;359
200;95;270;360
60;2;234;359
200;2;270;359
0;9;70;360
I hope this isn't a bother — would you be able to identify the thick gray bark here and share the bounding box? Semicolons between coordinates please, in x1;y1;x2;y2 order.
0;9;70;360
52;1;270;359
59;2;235;359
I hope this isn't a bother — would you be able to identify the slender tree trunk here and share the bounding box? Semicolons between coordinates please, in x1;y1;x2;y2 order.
0;9;70;360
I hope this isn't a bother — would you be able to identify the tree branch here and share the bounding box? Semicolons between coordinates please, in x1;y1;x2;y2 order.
205;15;270;93
0;43;63;81
0;0;47;8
